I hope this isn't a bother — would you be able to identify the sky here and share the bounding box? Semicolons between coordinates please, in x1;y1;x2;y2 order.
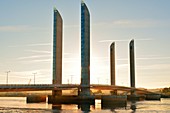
0;0;170;89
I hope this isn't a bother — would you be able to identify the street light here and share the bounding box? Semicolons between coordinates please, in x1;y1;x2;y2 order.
106;79;109;85
5;71;10;84
70;75;74;84
32;72;37;84
68;75;75;84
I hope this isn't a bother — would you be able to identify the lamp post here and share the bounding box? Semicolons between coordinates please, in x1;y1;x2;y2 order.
70;75;74;84
6;71;10;84
33;72;37;85
106;79;109;85
68;75;74;84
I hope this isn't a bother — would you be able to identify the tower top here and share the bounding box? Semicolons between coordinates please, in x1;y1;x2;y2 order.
130;39;134;43
130;39;134;48
81;0;84;3
110;42;115;48
54;7;57;11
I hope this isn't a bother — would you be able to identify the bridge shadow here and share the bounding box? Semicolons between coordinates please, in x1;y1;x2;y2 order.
51;100;128;113
101;102;127;112
52;104;61;113
52;103;92;113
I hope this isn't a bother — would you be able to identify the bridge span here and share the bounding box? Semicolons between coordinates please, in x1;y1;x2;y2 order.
0;84;155;94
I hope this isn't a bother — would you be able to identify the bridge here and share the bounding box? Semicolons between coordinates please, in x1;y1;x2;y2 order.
0;84;156;95
0;2;161;101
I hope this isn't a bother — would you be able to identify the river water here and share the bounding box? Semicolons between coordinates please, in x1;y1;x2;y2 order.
0;97;170;113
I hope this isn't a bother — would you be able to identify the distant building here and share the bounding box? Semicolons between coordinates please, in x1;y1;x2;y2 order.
81;1;91;96
52;8;63;96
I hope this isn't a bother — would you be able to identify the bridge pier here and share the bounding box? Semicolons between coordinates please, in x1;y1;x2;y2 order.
52;8;63;98
110;90;117;95
78;88;81;96
48;95;95;105
145;94;161;100
101;95;127;109
26;95;46;103
48;95;78;104
127;94;146;101
52;89;62;97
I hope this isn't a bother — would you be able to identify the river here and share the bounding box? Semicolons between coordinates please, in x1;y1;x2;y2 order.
0;97;170;113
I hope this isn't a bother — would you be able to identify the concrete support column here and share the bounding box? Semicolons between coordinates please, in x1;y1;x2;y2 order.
80;1;91;96
52;8;63;96
110;42;116;85
52;81;62;96
129;39;136;95
78;88;81;96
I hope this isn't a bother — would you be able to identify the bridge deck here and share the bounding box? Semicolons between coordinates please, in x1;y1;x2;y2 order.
0;84;155;94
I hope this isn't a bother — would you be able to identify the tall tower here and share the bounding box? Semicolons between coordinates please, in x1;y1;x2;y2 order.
129;39;135;88
81;1;90;96
52;8;63;96
110;42;116;85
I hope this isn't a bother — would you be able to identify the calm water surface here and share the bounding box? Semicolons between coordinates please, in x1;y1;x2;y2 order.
0;97;170;113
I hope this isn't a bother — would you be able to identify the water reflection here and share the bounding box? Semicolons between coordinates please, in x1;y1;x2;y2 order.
101;102;127;111
79;103;91;113
52;103;92;113
130;100;136;113
50;99;135;113
0;97;170;112
52;104;61;113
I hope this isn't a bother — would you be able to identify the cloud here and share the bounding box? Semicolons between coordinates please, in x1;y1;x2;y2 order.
9;43;51;47
16;49;52;64
117;64;128;68
98;39;128;43
111;19;164;28
98;38;152;43
137;63;170;70
25;50;51;54
0;25;29;32
137;57;170;60
17;55;51;60
91;57;108;62
25;43;51;46
18;57;79;64
0;25;48;32
64;24;79;28
94;19;168;28
19;59;51;64
64;58;80;63
117;58;128;61
16;51;78;64
90;56;170;63
32;59;51;62
117;56;170;61
64;53;73;55
17;52;74;61
136;39;152;41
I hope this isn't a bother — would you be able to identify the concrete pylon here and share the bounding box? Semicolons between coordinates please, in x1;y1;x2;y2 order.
52;8;63;96
129;39;135;88
110;42;116;86
80;1;91;96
